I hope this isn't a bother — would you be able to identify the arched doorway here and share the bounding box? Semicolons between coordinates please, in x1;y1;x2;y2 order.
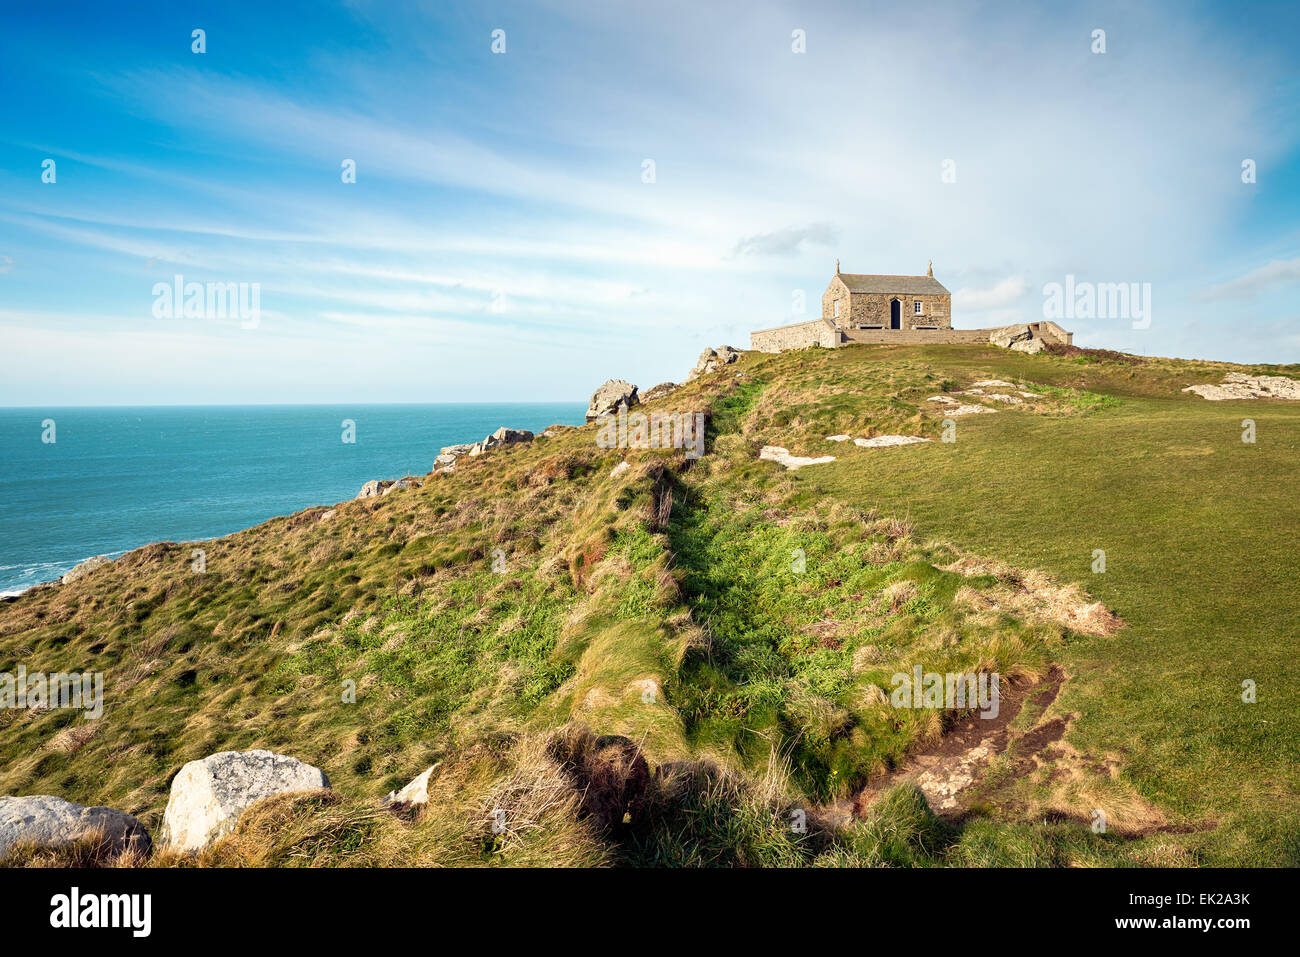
890;298;901;330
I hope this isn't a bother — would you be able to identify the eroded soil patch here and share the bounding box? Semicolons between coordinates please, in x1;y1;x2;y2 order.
850;667;1067;818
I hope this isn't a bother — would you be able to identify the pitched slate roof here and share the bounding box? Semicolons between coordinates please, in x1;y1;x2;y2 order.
837;273;950;296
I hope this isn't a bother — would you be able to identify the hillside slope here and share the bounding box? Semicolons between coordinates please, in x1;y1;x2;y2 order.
2;344;1296;867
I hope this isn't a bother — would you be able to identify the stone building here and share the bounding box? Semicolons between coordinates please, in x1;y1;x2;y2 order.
750;259;1072;353
823;260;951;331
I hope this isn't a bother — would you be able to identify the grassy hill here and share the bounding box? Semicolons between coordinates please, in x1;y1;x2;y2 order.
2;343;1297;867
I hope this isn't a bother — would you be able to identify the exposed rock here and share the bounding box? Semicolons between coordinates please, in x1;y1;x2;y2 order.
927;396;959;405
382;764;439;811
318;509;336;521
687;346;741;381
62;556;111;585
641;382;679;403
759;445;837;470
988;324;1033;349
853;435;932;448
160;749;329;853
1018;391;1043;398
356;479;394;499
609;461;630;478
972;379;1015;387
826;434;851;442
434;443;475;472
541;424;576;438
382;477;422;495
983;393;1025;404
1010;337;1046;354
586;379;639;423
1182;372;1300;401
0;795;151;862
945;404;999;416
470;426;534;456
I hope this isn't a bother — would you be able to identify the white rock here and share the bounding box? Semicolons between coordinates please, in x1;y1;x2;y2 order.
853;435;932;448
1010;337;1046;354
1182;372;1300;401
686;345;741;382
946;404;999;416
0;795;151;861
988;323;1033;348
971;379;1015;387
160;750;329;853
434;443;475;471
586;379;639;422
759;446;836;470
1018;391;1043;398
356;479;393;499
610;461;630;477
983;393;1025;404
825;434;851;442
382;764;440;810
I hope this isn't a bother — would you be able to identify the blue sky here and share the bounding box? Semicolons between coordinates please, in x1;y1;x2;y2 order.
1;0;1297;404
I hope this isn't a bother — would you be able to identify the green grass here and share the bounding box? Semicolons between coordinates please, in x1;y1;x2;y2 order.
2;342;1297;867
789;344;1300;864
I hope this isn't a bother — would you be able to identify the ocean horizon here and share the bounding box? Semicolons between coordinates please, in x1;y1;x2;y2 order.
0;402;586;596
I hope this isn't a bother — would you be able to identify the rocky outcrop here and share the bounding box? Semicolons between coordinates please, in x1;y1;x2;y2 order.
62;556;111;585
1182;372;1300;401
356;479;394;499
641;382;679;403
0;795;151;862
686;346;741;381
1011;337;1046;355
586;379;639;423
852;435;931;448
382;477;422;495
759;445;837;470
470;426;534;456
160;749;329;853
988;324;1033;349
434;428;537;472
434;443;474;472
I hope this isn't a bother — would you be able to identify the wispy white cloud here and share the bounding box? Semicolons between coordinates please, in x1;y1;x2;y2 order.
1199;258;1300;301
954;277;1029;311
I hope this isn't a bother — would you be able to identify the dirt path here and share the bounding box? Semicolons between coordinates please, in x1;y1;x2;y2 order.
848;667;1068;819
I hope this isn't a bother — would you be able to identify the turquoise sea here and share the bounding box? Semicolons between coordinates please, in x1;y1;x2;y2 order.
0;404;585;596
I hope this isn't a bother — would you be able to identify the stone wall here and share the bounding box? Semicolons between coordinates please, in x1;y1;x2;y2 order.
750;318;841;353
820;277;951;329
752;319;1073;352
839;328;988;345
837;292;952;330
